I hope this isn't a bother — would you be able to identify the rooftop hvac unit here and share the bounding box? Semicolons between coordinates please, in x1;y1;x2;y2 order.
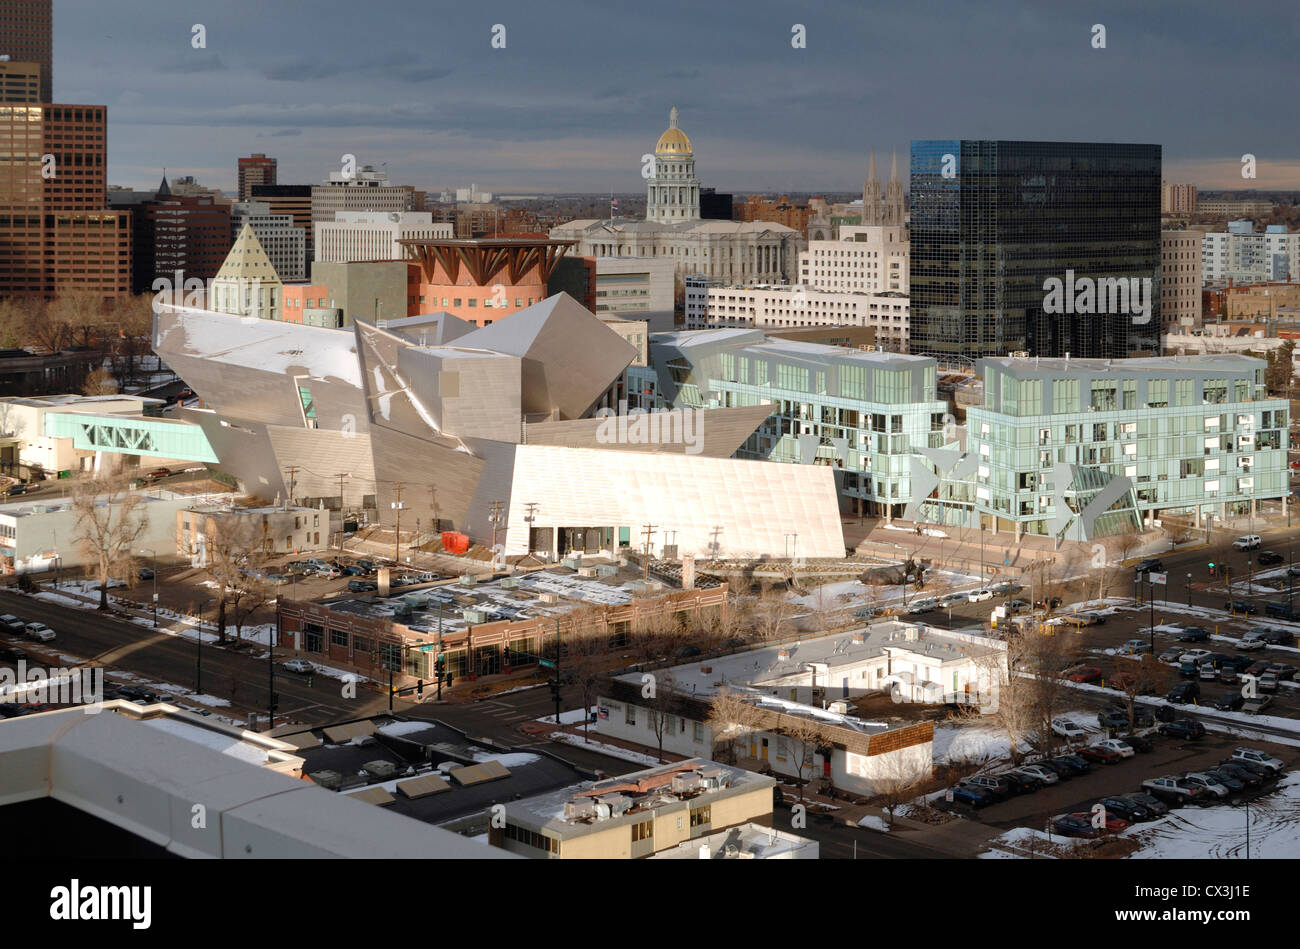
462;609;487;624
539;592;559;605
599;793;632;816
459;575;477;586
671;772;703;794
309;770;343;790
403;595;428;609
577;567;597;578
595;564;617;578
565;799;597;821
828;700;851;715
500;577;521;589
561;556;583;570
363;760;399;780
593;802;612;820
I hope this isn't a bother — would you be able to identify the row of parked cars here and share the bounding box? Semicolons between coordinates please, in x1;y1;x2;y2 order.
1048;748;1286;838
0;613;54;643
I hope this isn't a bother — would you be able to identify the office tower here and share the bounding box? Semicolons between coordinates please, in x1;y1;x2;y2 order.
0;0;52;103
250;184;313;259
910;140;1161;360
237;153;277;201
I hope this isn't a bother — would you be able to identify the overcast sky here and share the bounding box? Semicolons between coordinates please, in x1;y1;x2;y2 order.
50;0;1300;195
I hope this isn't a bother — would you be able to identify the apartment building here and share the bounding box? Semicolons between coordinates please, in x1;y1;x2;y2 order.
1202;223;1298;284
691;284;909;351
1162;229;1203;330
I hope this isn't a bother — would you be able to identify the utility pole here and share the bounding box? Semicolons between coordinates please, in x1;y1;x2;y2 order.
335;472;348;512
524;502;539;559
489;500;504;552
282;465;300;510
392;482;405;565
553;616;562;727
640;523;657;581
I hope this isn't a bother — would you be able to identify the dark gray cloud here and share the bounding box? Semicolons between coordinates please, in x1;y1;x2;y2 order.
52;0;1300;192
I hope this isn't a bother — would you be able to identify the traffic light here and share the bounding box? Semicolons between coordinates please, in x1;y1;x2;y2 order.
416;679;424;699
1208;561;1216;577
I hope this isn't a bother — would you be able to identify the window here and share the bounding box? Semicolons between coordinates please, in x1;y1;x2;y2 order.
631;819;653;842
625;705;636;726
690;805;711;828
693;721;704;742
330;628;348;648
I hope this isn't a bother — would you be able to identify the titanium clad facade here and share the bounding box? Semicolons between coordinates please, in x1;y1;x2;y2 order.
910;140;1162;361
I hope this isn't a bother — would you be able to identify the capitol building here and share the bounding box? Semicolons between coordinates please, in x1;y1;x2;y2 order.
550;108;803;288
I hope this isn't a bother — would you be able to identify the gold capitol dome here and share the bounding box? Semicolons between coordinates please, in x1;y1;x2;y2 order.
654;106;693;156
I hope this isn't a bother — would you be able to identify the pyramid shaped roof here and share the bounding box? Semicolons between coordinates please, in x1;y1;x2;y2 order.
214;221;283;285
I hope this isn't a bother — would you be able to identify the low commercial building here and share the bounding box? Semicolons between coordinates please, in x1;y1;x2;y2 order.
314;211;452;264
688;283;909;352
177;502;337;560
650;822;818;859
594;257;674;333
488;758;780;859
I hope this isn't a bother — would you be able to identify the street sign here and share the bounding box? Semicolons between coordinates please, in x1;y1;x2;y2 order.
539;659;556;669
1149;572;1167;585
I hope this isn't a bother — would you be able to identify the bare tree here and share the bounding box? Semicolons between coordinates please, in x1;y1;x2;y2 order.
706;688;763;764
874;749;929;826
69;474;149;610
1023;631;1076;755
643;671;681;764
228;574;275;644
564;605;609;741
751;588;795;642
47;289;107;350
196;513;265;643
81;367;118;396
1112;654;1174;733
970;637;1034;764
773;712;830;803
631;605;679;665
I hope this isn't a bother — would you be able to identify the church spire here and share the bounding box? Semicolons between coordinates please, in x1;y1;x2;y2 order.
890;149;898;182
669;105;679;129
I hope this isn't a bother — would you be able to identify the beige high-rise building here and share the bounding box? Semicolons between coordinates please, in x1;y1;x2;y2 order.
800;224;908;293
1161;181;1197;215
1161;229;1203;330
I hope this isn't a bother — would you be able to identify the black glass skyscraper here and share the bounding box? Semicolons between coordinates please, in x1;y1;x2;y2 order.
910;140;1162;360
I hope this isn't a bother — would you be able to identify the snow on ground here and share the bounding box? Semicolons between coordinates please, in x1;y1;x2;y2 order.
881;524;949;538
538;706;594;725
933;721;1022;766
980;826;1091;858
548;731;664;767
857;815;891;832
469;750;541;766
1126;773;1300;858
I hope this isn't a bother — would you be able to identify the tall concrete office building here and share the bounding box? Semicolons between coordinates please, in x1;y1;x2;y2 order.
237;153;277;201
0;0;52;102
910;140;1162;360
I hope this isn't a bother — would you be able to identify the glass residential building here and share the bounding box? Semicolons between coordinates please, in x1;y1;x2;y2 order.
910;140;1162;361
633;329;949;518
966;355;1288;540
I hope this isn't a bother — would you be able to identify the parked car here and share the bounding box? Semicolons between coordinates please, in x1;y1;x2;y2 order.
1225;599;1258;614
907;598;938;614
347;579;378;593
1264;602;1298;621
1178;646;1211;663
1213;692;1245;712
1238;629;1268;650
1005;599;1031;613
1098;796;1152;823
1177;627;1210;642
854;607;882;620
145;467;172;482
1257;551;1284;566
1098;709;1131;730
1158;647;1184;663
1158;718;1206;740
5;483;26;496
1232;535;1262;551
1262;629;1296;646
0;645;27;662
966;589;994;603
1052;815;1101;839
340;564;366;576
1034;596;1063;610
1051;718;1088;740
1033;759;1075;780
1065;611;1103;627
1142;776;1205;805
22;622;54;642
1120;639;1153;655
356;559;376;573
1051;754;1093;776
1096;738;1136;759
265;574;291;586
1182;772;1230;800
1013;764;1060;785
1200;662;1220;681
1135;558;1165;575
1078;744;1124;764
0;614;25;633
281;659;315;675
1214;763;1264;789
1203;768;1246;795
1242;695;1273;715
1229;747;1285;775
1245;660;1272;678
1067;666;1103;684
946;784;996;808
1069;810;1130;834
1258;672;1279;692
1122;734;1155;753
962;774;1016;799
1123;792;1170;818
1000;771;1043;793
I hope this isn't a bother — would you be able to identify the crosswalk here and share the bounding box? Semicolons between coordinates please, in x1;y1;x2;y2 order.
477;700;536;723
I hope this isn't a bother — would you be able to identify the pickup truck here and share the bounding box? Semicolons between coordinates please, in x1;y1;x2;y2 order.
1142;776;1205;805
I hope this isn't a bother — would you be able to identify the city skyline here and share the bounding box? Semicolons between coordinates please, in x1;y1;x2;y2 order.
42;0;1300;193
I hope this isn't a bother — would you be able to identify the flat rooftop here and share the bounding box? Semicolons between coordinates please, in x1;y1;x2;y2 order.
614;620;1001;700
281;715;590;827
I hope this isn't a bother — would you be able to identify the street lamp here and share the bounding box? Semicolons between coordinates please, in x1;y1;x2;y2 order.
197;597;213;694
139;548;157;628
1186;572;1192;609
